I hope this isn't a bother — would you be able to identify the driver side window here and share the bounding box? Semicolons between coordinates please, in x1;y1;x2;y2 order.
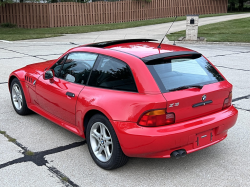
52;55;66;78
53;52;98;84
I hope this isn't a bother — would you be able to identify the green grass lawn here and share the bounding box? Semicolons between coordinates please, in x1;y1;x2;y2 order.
0;13;242;41
167;17;250;43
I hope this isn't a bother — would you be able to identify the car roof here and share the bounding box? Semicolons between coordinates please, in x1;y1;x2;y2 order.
82;39;194;59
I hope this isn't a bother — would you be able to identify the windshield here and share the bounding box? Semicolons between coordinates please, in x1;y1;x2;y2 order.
147;56;224;93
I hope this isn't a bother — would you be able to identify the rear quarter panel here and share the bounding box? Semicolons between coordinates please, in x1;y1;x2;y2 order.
75;86;167;133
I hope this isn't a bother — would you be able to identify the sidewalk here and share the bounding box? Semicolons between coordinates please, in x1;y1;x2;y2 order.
21;13;250;44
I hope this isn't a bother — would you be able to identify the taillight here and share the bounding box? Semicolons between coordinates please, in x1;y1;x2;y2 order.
222;92;232;110
138;109;175;127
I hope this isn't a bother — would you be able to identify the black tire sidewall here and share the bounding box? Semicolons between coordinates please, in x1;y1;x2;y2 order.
86;114;122;170
10;78;30;115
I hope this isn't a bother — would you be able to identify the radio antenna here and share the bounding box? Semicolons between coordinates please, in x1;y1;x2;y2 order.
158;16;177;48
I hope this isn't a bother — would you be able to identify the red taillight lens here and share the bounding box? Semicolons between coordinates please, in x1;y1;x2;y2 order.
138;109;175;127
222;92;232;110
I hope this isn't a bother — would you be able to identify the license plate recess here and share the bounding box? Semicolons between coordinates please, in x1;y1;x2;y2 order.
195;129;214;148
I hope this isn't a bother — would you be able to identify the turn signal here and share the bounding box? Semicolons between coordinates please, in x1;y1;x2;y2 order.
138;109;175;127
222;92;232;110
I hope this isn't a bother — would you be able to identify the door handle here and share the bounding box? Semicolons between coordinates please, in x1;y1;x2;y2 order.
66;92;75;97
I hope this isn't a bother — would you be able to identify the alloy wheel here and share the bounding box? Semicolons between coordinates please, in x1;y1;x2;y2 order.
89;122;113;162
12;83;23;110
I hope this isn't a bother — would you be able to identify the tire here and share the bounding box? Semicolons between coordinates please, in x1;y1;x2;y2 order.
10;78;31;115
86;114;129;170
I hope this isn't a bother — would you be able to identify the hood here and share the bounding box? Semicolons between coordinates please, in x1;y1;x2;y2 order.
25;60;56;74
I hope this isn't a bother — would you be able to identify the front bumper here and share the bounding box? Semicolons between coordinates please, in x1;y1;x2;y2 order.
111;105;238;158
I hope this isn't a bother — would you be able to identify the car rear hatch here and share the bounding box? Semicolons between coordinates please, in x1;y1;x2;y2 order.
144;52;232;123
162;82;232;123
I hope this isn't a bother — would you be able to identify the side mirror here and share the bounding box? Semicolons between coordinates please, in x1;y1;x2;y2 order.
44;70;54;80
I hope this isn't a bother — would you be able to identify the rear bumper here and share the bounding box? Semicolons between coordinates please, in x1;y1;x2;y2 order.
111;106;238;158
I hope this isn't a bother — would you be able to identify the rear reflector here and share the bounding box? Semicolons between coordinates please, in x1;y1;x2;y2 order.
166;113;175;125
222;92;232;110
138;109;175;127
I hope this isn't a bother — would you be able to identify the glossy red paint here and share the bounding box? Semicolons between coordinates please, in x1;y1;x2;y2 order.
8;40;238;158
54;47;161;94
163;81;233;123
75;86;166;124
111;105;238;158
104;42;193;58
36;77;84;125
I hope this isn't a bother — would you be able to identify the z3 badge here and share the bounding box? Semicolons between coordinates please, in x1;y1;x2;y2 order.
169;102;179;108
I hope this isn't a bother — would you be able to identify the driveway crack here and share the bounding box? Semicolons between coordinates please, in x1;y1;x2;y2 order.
0;131;84;187
232;94;250;102
214;65;250;72
0;47;47;60
207;50;250;58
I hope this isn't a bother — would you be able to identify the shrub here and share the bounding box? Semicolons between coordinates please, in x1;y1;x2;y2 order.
1;23;17;28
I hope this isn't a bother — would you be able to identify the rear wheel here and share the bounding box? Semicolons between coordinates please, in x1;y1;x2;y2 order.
86;114;129;170
10;78;31;115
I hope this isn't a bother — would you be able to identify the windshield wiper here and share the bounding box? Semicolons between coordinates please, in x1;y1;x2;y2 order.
169;85;203;92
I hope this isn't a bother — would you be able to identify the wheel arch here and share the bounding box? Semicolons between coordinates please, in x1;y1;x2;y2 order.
83;109;106;137
9;72;32;106
84;109;129;169
8;75;18;91
9;75;32;115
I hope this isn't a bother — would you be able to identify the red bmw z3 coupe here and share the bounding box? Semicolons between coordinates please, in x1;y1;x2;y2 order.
9;39;238;169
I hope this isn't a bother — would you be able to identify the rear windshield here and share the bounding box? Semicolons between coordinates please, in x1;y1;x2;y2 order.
147;56;224;93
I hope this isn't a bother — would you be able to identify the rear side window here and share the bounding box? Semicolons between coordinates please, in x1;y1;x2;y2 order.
88;55;137;92
147;56;224;93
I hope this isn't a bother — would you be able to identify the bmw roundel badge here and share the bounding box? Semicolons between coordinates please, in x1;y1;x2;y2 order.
202;94;207;101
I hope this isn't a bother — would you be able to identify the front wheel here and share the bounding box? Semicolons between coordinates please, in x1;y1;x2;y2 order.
10;78;31;115
86;114;129;170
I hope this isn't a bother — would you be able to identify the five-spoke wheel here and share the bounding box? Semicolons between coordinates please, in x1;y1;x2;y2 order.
86;114;129;170
90;122;113;162
12;83;23;110
10;78;31;115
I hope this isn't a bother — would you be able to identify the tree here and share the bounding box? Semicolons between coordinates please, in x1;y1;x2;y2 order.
238;0;244;11
228;0;248;11
0;0;12;6
228;0;236;11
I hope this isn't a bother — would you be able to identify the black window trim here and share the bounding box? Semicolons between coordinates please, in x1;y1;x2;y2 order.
147;65;167;93
87;54;138;93
147;55;225;93
85;54;102;86
50;54;68;78
51;51;100;86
